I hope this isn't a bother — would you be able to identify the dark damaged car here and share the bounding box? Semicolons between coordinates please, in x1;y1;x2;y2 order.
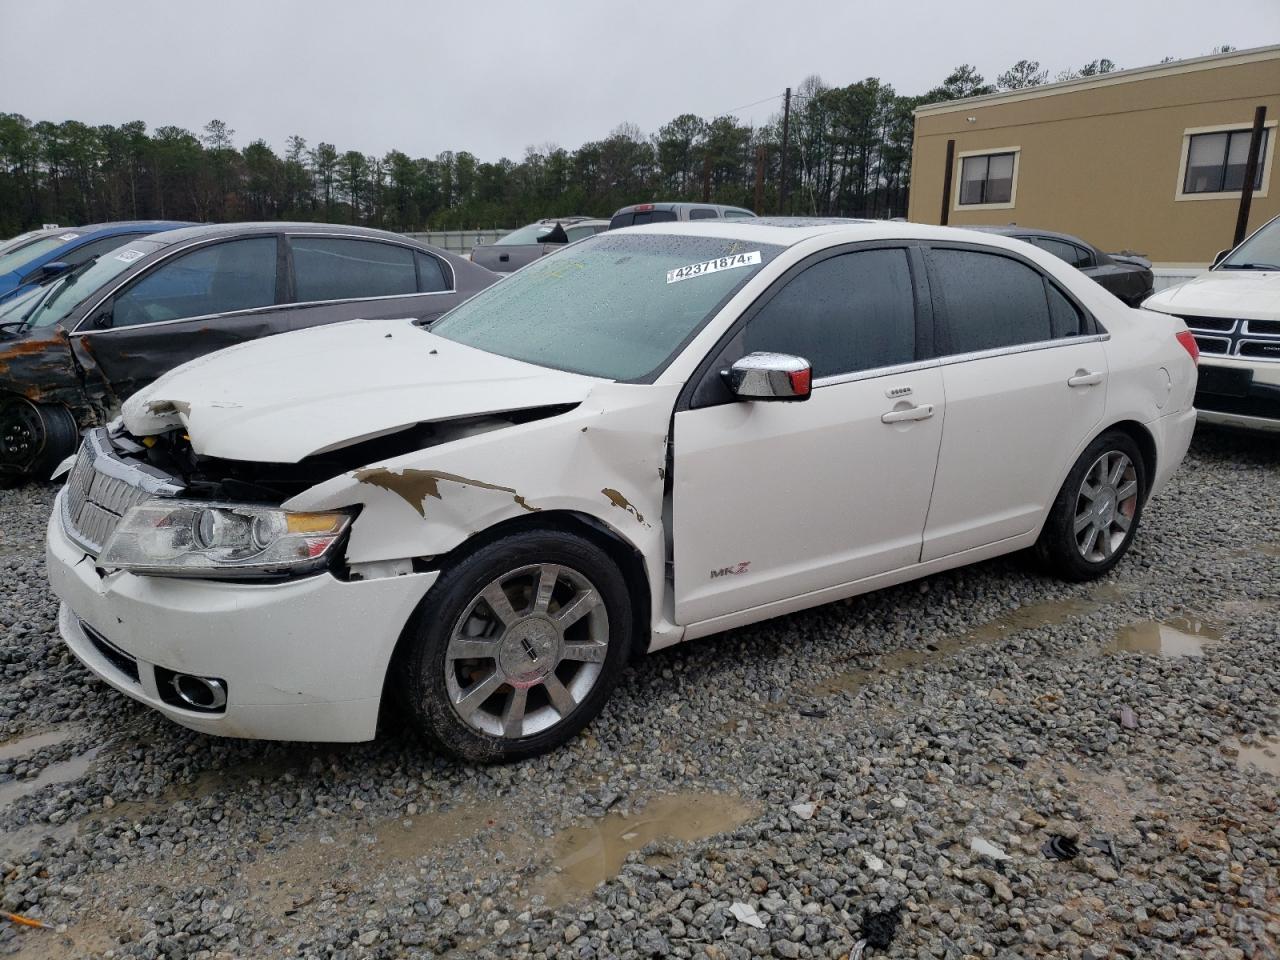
0;222;497;481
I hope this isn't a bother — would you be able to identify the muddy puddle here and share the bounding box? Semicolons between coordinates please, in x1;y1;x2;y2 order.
1106;617;1221;658
0;746;102;812
814;585;1129;698
538;792;757;904
0;725;80;762
1229;737;1280;776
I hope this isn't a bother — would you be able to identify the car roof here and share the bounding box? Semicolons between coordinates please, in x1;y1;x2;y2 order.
612;202;755;215
965;224;1095;246
616;218;1055;250
71;221;193;237
531;216;608;226
131;221;450;250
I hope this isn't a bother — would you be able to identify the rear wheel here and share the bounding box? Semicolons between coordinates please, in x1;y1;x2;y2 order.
1036;431;1146;581
396;530;632;762
0;395;78;484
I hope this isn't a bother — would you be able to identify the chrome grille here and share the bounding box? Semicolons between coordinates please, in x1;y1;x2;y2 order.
61;428;184;556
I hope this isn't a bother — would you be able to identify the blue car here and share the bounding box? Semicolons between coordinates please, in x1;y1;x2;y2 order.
0;221;192;304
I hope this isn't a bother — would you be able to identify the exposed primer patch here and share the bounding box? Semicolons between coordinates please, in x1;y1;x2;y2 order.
601;487;649;527
143;399;191;417
355;467;540;517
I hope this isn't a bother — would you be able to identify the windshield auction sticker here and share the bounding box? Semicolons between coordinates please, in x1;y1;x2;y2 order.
666;250;761;284
114;248;145;263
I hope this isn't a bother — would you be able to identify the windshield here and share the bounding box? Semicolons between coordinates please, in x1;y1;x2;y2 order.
431;232;782;380
0;235;71;276
496;223;564;246
1219;216;1280;270
25;238;166;329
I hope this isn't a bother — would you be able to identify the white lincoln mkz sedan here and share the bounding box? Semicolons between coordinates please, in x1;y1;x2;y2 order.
45;219;1199;761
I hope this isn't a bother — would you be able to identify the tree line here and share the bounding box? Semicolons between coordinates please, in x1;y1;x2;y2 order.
4;52;1224;238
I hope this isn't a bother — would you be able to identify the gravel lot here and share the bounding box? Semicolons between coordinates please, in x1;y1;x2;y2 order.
0;427;1276;960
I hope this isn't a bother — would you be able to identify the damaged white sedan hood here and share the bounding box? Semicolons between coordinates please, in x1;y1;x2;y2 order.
121;318;602;462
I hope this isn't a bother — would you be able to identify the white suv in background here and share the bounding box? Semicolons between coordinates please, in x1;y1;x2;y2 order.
1143;213;1280;432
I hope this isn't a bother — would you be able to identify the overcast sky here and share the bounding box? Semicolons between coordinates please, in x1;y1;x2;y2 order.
2;0;1276;161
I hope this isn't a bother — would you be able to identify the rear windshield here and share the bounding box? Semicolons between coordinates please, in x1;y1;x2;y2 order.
496;223;564;246
609;210;678;229
431;232;781;381
0;235;72;276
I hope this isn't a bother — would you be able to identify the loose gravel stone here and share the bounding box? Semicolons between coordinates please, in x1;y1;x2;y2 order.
0;428;1275;959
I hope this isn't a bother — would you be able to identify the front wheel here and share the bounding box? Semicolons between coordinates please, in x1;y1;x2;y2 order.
1036;431;1147;581
0;396;78;484
395;530;633;762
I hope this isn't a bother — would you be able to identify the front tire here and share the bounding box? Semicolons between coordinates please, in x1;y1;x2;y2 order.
396;530;633;762
0;396;78;484
1036;431;1146;582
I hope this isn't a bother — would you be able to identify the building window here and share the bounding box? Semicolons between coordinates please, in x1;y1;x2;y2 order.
1184;129;1269;194
1177;122;1276;201
957;150;1018;207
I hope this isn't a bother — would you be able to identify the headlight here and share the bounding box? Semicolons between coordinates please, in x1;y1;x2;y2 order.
99;500;352;578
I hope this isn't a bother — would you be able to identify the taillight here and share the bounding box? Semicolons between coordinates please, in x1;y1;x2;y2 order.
634;203;654;212
1176;330;1200;365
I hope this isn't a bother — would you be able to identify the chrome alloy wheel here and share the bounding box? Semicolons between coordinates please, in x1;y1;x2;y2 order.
444;563;609;738
1073;450;1139;563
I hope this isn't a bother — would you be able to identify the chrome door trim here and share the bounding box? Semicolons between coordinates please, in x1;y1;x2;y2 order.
810;333;1110;389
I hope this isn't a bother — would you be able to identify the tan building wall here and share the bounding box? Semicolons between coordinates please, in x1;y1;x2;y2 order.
908;47;1280;265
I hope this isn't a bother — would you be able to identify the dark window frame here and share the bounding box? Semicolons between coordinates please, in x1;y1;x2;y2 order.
957;151;1017;206
1182;128;1269;195
921;242;1100;359
679;240;934;411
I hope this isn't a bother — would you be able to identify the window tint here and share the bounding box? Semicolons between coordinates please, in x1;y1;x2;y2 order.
959;152;1015;205
1047;283;1083;338
1027;237;1091;269
112;237;277;328
291;237;416;302
609;210;678;229
931;248;1054;353
566;225;597;242
414;251;448;292
688;208;719;220
741;249;915;379
1184;129;1268;194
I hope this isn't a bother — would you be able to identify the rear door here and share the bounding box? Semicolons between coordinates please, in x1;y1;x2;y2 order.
920;244;1108;561
72;235;285;398
282;234;463;330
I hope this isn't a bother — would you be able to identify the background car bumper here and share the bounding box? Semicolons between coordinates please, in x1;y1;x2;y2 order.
46;494;437;742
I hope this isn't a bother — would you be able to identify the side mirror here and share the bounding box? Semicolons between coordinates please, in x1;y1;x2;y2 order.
90;300;114;329
723;352;812;402
1211;249;1231;268
35;261;71;280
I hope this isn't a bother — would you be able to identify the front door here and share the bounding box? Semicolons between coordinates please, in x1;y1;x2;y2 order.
72;235;284;400
920;245;1108;561
672;245;944;625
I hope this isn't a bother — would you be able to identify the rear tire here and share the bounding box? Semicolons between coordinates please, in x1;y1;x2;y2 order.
0;396;78;484
395;530;633;762
1035;431;1146;582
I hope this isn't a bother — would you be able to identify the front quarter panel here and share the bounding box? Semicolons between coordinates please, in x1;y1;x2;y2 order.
284;381;678;632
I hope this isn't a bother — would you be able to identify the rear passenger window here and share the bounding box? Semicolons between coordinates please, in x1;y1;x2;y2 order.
1027;237;1091;269
688;208;719;220
566;226;597;242
1047;283;1084;338
112;237;278;328
291;237;416;302
931;248;1055;353
742;249;915;379
415;251;449;292
724;209;755;219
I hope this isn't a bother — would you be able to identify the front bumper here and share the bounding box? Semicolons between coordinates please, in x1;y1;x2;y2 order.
1193;358;1280;432
46;492;438;742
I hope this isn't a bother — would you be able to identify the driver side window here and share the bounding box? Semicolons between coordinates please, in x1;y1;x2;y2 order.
741;248;917;379
111;237;278;328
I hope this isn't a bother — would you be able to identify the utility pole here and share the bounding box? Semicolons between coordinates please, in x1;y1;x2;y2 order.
754;144;766;213
779;87;791;215
1234;105;1268;247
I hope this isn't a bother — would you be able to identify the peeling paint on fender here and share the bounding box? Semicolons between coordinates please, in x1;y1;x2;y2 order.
601;487;650;527
354;467;540;517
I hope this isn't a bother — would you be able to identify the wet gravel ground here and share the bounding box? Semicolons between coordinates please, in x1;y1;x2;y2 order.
0;427;1276;959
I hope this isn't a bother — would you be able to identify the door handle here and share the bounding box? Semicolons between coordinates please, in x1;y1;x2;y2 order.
1067;370;1104;387
881;403;934;424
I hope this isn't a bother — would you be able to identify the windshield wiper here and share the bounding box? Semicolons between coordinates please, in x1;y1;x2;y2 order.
1219;262;1280;270
15;255;100;330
